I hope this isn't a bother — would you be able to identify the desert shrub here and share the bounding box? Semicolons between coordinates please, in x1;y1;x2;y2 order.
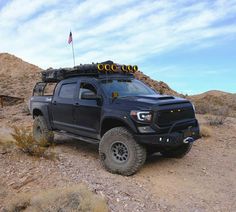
5;184;108;212
204;106;228;126
11;126;54;158
194;100;229;126
206;115;227;126
200;125;212;137
194;102;210;114
194;97;230;116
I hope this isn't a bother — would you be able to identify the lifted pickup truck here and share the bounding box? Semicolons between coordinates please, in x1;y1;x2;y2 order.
30;61;200;176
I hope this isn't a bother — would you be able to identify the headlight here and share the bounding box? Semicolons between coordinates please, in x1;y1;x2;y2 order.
130;110;152;123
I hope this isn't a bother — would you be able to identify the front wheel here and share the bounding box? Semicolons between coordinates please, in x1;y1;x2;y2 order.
161;143;193;158
99;127;146;176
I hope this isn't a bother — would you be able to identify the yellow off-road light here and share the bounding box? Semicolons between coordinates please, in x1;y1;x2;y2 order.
104;64;111;71
111;64;117;71
127;65;132;72
97;64;104;71
121;65;127;72
133;65;138;72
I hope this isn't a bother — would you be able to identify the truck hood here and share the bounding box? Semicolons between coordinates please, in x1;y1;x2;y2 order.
113;94;192;110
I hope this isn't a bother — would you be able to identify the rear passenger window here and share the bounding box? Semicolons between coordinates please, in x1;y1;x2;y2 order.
59;83;76;98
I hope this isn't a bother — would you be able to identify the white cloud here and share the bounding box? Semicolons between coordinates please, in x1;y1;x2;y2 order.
0;0;60;28
0;0;236;69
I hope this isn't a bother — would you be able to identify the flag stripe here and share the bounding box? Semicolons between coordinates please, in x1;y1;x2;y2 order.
68;31;72;44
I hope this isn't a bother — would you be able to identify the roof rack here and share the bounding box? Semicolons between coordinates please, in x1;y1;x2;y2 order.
41;61;138;83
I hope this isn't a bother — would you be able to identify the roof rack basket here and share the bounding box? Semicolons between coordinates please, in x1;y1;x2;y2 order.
41;61;138;83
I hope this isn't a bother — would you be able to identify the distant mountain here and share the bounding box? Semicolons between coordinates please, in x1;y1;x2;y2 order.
192;90;235;97
0;53;41;98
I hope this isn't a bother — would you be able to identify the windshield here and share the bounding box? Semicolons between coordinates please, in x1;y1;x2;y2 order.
100;79;156;97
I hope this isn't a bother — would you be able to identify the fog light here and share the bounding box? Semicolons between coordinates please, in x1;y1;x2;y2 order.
138;126;155;133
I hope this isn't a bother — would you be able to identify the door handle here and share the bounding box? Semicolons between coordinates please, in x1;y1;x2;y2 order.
74;102;80;106
53;101;57;105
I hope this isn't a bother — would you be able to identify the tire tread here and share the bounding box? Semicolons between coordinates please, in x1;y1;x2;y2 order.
99;127;146;176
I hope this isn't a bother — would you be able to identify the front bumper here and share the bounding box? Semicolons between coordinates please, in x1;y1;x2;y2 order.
134;120;201;146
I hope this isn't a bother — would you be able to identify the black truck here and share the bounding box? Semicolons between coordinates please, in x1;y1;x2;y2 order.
29;61;200;176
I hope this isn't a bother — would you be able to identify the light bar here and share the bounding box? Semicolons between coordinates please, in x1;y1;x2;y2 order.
97;64;138;73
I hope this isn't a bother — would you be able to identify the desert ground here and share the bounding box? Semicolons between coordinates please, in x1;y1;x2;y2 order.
0;53;235;211
0;104;235;211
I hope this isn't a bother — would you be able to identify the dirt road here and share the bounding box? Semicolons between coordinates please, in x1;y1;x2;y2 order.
0;114;235;211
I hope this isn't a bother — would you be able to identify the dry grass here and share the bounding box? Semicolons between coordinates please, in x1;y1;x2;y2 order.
11;126;55;159
200;125;212;138
206;115;227;126
5;184;108;212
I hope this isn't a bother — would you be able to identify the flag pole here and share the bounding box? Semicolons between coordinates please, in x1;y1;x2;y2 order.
69;30;75;67
71;38;75;67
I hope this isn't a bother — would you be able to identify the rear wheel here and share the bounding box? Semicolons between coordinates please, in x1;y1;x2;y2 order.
99;127;146;176
161;143;193;158
33;116;54;146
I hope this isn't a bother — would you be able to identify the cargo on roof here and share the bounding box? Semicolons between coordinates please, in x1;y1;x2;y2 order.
41;61;138;83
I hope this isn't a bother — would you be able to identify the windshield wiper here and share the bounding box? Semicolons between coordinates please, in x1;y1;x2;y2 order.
112;95;138;102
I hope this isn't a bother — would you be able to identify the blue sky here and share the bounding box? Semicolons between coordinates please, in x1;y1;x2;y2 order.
0;0;236;94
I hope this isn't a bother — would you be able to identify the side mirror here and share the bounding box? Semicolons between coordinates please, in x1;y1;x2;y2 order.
81;91;100;100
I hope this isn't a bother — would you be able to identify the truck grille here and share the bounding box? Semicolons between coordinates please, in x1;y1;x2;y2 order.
155;107;195;127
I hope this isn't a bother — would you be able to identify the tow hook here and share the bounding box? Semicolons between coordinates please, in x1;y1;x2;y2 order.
183;137;194;144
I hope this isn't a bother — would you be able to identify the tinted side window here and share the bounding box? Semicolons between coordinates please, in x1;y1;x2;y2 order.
59;83;76;98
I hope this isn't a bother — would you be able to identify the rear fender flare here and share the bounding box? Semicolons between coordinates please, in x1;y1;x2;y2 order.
32;107;52;130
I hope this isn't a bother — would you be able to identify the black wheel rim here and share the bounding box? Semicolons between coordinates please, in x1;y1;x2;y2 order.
111;142;129;163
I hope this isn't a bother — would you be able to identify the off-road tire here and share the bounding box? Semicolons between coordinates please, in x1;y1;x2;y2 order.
161;143;193;158
33;116;54;146
99;127;146;176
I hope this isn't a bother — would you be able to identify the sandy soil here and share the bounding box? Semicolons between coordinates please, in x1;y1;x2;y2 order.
0;105;236;211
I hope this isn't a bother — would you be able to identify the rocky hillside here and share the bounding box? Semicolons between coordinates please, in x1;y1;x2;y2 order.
0;53;41;99
135;71;178;96
189;90;236;117
0;53;177;100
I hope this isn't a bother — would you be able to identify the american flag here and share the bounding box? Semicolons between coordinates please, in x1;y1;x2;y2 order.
68;31;72;44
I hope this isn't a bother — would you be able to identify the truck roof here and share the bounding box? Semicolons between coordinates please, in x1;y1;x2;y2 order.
62;73;135;82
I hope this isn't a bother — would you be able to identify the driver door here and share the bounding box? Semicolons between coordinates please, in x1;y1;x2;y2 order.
74;81;101;139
